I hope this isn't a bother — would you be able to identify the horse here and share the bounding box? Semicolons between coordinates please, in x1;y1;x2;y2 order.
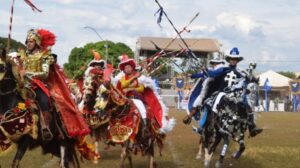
0;56;80;168
200;75;260;168
77;74;109;164
94;82;165;168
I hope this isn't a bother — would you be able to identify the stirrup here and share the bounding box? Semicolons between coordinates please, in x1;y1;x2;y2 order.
41;127;53;141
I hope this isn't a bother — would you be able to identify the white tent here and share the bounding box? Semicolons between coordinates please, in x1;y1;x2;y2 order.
257;70;292;111
257;70;291;90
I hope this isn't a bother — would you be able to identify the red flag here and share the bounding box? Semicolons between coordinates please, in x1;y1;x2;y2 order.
24;0;42;12
104;63;114;81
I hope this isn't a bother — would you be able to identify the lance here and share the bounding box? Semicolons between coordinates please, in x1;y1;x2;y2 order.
141;49;181;74
6;0;42;53
150;40;187;72
142;12;200;74
7;0;16;53
154;0;199;62
148;49;187;75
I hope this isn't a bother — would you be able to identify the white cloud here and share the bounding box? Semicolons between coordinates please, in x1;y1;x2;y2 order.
0;0;299;72
215;12;265;38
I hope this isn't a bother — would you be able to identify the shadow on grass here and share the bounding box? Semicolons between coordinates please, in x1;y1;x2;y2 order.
219;156;262;168
125;160;176;168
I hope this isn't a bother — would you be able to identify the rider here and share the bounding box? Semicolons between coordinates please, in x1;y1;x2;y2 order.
204;47;263;137
19;29;90;141
116;55;148;129
183;55;225;125
19;29;56;141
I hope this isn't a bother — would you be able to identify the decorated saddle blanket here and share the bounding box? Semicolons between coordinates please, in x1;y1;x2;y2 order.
107;101;140;143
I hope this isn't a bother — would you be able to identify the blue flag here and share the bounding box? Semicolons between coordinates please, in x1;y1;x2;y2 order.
176;78;185;89
291;82;300;93
263;78;272;91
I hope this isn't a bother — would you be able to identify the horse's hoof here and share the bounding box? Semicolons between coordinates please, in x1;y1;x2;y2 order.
195;154;202;160
232;152;240;159
92;160;99;164
153;162;157;168
215;160;222;168
12;160;20;168
204;160;210;168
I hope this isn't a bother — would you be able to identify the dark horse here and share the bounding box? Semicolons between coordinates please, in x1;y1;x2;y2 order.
94;82;164;168
81;90;109;164
0;53;80;168
200;76;260;168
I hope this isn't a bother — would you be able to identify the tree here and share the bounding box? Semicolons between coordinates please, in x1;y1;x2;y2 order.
278;71;297;79
0;37;26;52
63;41;134;79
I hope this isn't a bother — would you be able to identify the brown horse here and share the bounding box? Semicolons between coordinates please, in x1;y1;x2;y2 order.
94;82;165;168
0;56;80;168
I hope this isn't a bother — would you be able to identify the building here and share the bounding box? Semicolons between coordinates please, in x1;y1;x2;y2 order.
136;36;221;59
135;36;221;81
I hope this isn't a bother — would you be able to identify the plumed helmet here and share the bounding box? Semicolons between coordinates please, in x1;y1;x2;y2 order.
25;28;56;51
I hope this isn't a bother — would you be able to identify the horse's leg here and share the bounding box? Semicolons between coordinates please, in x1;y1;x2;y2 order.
149;140;156;168
70;142;80;168
196;135;203;160
89;130;99;164
62;140;80;168
215;134;229;168
120;146;127;168
128;152;133;168
232;133;246;159
149;155;154;168
92;141;99;164
72;146;81;168
204;132;222;168
60;144;67;168
12;136;31;168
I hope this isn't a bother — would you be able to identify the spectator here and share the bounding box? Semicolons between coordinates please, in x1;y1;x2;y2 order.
274;97;279;111
284;96;289;112
260;98;265;111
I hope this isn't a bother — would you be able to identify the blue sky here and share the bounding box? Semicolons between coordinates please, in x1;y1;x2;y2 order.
0;0;299;72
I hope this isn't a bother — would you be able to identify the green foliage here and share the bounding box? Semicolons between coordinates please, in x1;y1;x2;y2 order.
278;71;296;79
63;41;133;79
0;37;26;52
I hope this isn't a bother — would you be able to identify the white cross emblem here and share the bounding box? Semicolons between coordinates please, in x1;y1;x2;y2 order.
225;71;237;87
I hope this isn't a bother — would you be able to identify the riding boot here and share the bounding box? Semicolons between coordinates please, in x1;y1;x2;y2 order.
248;113;263;137
41;111;53;141
183;106;199;125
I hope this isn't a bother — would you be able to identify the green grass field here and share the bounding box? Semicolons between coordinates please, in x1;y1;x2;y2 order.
1;109;300;168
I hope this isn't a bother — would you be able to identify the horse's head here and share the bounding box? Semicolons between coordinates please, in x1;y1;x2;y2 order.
94;82;127;118
246;76;260;109
94;83;110;113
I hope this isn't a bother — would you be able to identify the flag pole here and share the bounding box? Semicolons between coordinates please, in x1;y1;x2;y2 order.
264;90;268;112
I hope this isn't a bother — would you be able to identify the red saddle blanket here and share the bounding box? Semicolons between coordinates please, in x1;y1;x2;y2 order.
107;101;140;143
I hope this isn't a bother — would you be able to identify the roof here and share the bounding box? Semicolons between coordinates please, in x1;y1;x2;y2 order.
257;70;291;88
137;37;220;52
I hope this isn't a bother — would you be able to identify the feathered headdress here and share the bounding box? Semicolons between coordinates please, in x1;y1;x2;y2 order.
26;28;56;51
87;50;106;68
